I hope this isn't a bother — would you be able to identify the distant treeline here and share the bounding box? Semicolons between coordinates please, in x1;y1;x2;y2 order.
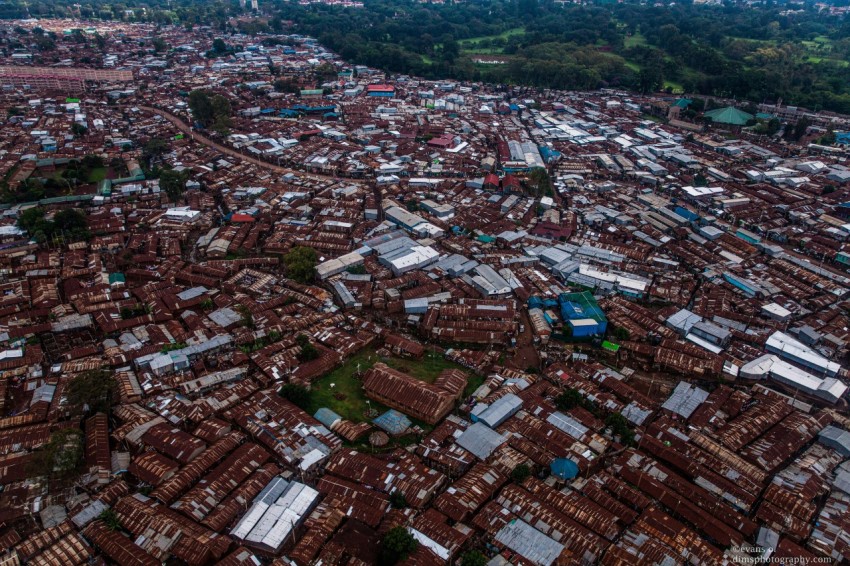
3;0;850;113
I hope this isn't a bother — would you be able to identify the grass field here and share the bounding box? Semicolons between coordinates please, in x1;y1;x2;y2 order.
38;166;108;185
623;33;647;49
663;79;684;93
85;167;107;183
458;27;525;55
305;347;467;424
462;45;508;55
459;27;525;46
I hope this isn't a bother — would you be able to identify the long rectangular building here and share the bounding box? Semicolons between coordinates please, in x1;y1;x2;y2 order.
362;363;456;425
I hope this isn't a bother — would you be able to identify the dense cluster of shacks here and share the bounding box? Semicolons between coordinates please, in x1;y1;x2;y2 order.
1;16;850;566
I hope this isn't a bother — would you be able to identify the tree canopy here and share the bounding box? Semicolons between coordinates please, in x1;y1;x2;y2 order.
17;207;90;244
3;0;850;111
511;463;531;484
159;168;187;204
461;551;488;566
284;246;318;284
279;383;311;409
27;428;84;484
66;369;116;415
188;89;232;135
379;526;418;566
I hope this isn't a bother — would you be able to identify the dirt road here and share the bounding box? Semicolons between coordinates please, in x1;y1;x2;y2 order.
131;105;336;183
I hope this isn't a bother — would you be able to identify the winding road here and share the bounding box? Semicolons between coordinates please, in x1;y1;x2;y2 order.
130;105;337;183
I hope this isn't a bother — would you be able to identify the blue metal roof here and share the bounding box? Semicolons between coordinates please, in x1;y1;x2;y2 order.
313;408;342;429
373;409;411;435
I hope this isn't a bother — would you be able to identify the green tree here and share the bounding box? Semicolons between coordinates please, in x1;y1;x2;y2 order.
612;326;630;341
284;246;318;284
17;207;48;234
527;168;552;197
212;37;228;53
389;490;408;509
99;508;122;531
298;340;319;362
511;463;531;483
28;428;84;483
237;305;255;329
143;137;169;164
66;369;116;415
159;169;187;203
441;38;460;63
210;94;233;135
152;37;168;53
314;62;338;83
638;63;664;94
188;89;232;134
461;551;487;566
793;117;811;141
605;412;635;446
19;208;90;242
274;79;299;93
555;388;585;412
188;89;215;127
53;209;90;240
279;383;311;409
379;526;418;566
71;122;88;138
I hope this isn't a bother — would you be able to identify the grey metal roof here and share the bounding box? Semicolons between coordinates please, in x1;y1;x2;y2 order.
692;320;731;341
819;425;850;457
477;393;522;428
494;518;564;566
177;286;208;301
546;411;589;440
456;422;506;460
209;307;242;327
622;402;652;426
666;308;702;334
834;469;850;495
662;381;709;419
71;499;107;528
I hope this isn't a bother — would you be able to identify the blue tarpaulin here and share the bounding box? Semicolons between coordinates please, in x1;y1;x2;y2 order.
551;458;579;480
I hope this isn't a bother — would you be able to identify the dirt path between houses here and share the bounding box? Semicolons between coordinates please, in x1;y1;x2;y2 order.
130;105;338;183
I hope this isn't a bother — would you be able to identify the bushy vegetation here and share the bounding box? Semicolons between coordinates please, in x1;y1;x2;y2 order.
188;89;232;135
379;526;418;565
279;0;850;114
279;383;312;409
65;368;117;415
18;207;90;243
284;246;318;284
1;155;106;204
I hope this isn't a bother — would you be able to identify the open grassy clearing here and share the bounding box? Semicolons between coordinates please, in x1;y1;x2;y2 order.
461;45;508;55
623;33;647;49
459;26;526;47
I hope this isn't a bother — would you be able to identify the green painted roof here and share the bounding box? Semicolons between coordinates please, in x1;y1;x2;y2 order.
109;273;125;284
673;98;692;108
704;106;754;126
601;341;620;352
